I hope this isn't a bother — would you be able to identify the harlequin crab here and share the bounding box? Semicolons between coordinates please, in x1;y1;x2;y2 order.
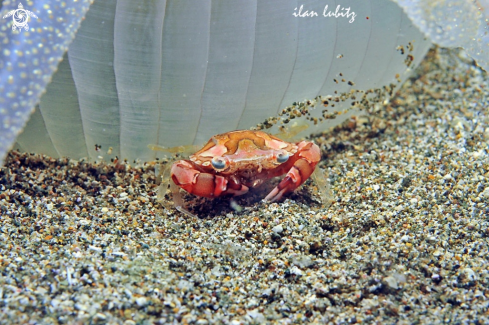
168;130;322;216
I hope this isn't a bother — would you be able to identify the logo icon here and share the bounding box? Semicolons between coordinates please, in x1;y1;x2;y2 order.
3;3;38;31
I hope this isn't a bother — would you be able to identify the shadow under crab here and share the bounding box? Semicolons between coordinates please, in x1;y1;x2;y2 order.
158;168;330;219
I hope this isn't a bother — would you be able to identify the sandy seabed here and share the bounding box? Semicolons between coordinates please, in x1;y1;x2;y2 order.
0;48;488;324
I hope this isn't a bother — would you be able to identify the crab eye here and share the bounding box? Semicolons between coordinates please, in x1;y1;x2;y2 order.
211;157;227;170
276;151;289;163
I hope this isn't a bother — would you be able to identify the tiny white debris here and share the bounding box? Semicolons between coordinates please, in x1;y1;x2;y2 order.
245;297;259;308
211;266;222;277
385;275;398;289
73;251;84;258
74;303;88;311
177;280;194;291
247;309;265;322
292;255;314;268
482;188;489;198
463;268;477;281
393;272;406;284
443;173;453;180
433;249;443;257
45;203;54;211
290;266;303;276
19;296;29;305
272;224;283;233
88;245;102;252
427;236;437;242
304;294;316;305
93;313;107;321
473;149;486;158
135;297;147;307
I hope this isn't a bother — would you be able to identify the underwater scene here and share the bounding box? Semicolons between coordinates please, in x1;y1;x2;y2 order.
0;0;488;324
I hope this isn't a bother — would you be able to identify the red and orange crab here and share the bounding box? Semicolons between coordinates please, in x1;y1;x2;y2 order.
167;130;322;216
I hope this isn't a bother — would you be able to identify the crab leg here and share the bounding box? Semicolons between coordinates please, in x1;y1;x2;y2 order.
264;141;321;202
169;179;197;218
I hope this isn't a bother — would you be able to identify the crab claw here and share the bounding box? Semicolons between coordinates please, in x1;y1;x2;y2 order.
170;160;250;215
171;160;227;198
264;141;320;202
171;160;250;197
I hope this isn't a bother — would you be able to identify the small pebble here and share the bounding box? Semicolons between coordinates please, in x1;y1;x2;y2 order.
272;224;283;233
